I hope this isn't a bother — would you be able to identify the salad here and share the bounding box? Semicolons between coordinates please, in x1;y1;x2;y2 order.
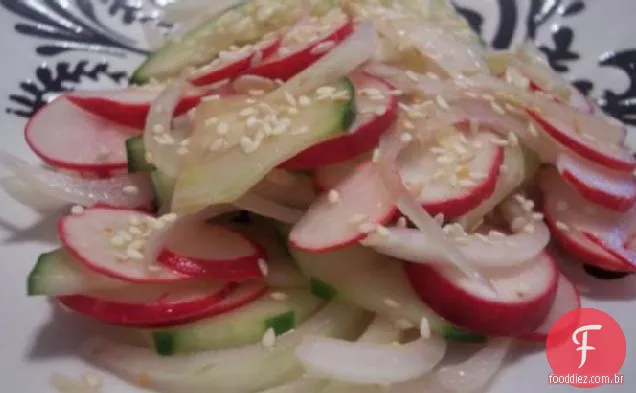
1;0;634;392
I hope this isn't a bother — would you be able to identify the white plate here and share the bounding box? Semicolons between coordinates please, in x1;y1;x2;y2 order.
0;1;634;392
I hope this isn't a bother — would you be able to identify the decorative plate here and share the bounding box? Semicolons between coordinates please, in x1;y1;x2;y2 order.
0;1;633;392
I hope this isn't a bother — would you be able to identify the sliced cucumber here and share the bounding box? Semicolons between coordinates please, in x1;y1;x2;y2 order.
28;248;125;296
131;0;336;84
126;136;156;173
172;78;355;213
289;245;485;343
150;170;175;213
141;288;323;355
86;302;370;393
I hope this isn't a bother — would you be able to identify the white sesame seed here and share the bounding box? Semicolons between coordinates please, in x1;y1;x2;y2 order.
397;216;407;228
490;101;506;115
126;249;144;260
204;117;219;126
151;219;166;229
511;216;527;232
516;281;530;297
327;189;340;204
310;40;336;55
270;292;288;301
523;223;535;234
128;239;146;251
160;212;178;223
458;179;476;188
70;205;84;215
372;148;381;163
454;236;470;245
420;317;431;339
128;226;142;235
384;298;401;308
358;222;376;233
375;225;390;236
490;137;510;147
472;140;484;149
527;122;538;137
239;107;257;117
240;136;260;154
216;121;229;135
395;319;414;330
556;221;571;231
298;95;311;107
177;147;189;156
122;185;139;195
109;235;125;247
284;92;297;107
508;132;519;145
202;94;220;101
488;230;506;238
400;132;413;143
349;213;369;224
406;70;419;82
499;163;509;173
147;264;162;273
152;124;165;134
83;372;101;388
262;327;276;348
291;125;309;135
469;172;486;180
402;119;415;130
532;212;544;221
475;233;490;243
435;95;450;110
145;152;153;163
258;258;268;276
433;213;445;226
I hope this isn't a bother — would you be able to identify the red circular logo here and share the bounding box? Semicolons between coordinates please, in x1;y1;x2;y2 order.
546;308;626;388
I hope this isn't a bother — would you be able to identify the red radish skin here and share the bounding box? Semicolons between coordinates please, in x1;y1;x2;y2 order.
520;274;581;342
58;207;189;283
582;232;636;272
189;37;281;87
527;110;636;172
281;73;398;169
405;253;559;336
157;222;265;281
398;131;503;219
246;18;353;81
25;97;140;173
57;281;235;327
66;89;200;129
289;162;397;253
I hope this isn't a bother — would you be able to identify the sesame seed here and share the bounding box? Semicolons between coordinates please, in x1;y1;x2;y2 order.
258;258;268;276
475;233;490;243
433;213;445;226
556;221;571;231
396;216;408;228
270;292;288;301
327;189;340;204
508;132;519;145
216;121;229;135
511;216;527;232
402;119;415;130
83;372;101;388
532;212;544;221
406;70;419;82
490;101;506;115
151;219;166;229
239;107;257;117
128;226;142;235
425;72;440;80
204;117;219;126
482;94;495;101
458;179;476;188
123;185;139;195
126;249;144;260
358;222;376;233
177;147;189;156
400;132;413;143
145;152;153;163
284;92;297;107
152;124;165;134
70;205;84;215
527;122;538;137
384;298;401;308
523;223;535;234
488;230;506;238
376;225;390;236
395;319;414;330
469;172;486;180
420;317;431;339
516;281;530;297
109;235;125;247
262;327;276;348
298;95;311;107
160;212;178;223
435;95;450;110
202;94;220;101
249;89;265;96
490;137;509;147
472;140;484;149
499;163;509;173
147;264;162;273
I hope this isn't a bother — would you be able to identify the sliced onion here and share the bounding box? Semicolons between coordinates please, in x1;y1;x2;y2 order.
144;77;190;179
162;0;245;24
50;374;100;393
436;338;512;393
0;150;153;209
273;21;377;99
514;43;571;101
234;193;304;224
0;176;67;211
376;129;496;293
296;334;446;385
364;63;447;96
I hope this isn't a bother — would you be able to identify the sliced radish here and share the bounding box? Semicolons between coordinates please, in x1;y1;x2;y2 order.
66;88;200;129
567;86;594;115
246;13;353;81
313;153;370;191
539;168;636;272
57;280;233;327
289;162;397;253
157;221;264;281
281;73;398;169
25;97;140;173
189;36;281;87
527;109;635;172
556;152;636;211
59;207;189;283
398;130;503;219
405;252;559;336
520;274;580;341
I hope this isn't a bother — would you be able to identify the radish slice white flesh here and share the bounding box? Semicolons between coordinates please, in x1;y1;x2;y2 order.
556;152;636;211
0;150;154;209
281;72;398;169
59;207;188;283
157;221;264;280
289;162;396;252
436;338;513;393
66;88;200;128
406;253;559;335
398;131;503;219
296;335;446;385
528;109;636;172
58;280;232;327
313;153;371;191
538;168;636;272
25;97;140;172
521;274;580;341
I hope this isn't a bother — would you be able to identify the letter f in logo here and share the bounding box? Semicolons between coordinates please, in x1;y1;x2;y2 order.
572;324;603;368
